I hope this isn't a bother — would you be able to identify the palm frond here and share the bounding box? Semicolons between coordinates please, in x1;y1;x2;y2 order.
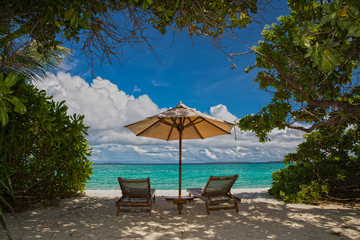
3;41;73;82
0;207;12;240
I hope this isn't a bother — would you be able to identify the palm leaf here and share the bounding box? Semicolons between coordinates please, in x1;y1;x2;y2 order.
5;41;73;81
0;207;12;240
0;167;15;240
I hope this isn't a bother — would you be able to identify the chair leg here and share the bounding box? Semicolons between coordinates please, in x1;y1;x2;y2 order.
205;204;210;215
117;207;120;216
235;201;239;213
116;201;120;217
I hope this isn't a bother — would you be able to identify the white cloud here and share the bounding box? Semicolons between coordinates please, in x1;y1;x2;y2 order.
132;85;141;93
204;149;217;160
58;55;80;72
36;72;161;144
132;146;147;154
210;104;237;123
36;72;305;163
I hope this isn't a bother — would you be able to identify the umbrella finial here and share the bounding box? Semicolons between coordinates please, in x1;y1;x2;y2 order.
176;101;186;108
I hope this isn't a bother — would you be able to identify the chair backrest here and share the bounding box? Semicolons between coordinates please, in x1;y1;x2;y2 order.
203;174;238;196
118;177;151;198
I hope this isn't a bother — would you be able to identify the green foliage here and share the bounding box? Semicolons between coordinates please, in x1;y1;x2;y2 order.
129;0;256;36
269;125;360;203
238;101;290;142
0;72;27;127
0;76;93;209
0;0;258;69
2;41;73;81
239;0;360;138
269;164;327;203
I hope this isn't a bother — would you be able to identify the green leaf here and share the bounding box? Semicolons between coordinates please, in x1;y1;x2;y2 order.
0;107;9;128
0;86;13;94
165;9;174;17
0;25;7;35
337;18;352;29
70;15;77;27
159;26;166;34
347;6;359;18
322;4;331;13
7;97;26;114
4;72;18;88
54;21;62;28
141;1;148;10
348;22;360;36
164;13;170;22
64;9;75;21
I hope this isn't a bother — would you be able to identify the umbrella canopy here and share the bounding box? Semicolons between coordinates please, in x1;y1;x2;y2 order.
124;102;234;213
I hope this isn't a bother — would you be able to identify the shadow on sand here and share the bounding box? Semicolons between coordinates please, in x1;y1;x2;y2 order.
2;191;360;240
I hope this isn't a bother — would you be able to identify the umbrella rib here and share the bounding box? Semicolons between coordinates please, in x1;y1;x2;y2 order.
170;117;182;128
134;119;161;136
161;118;179;141
183;117;203;129
202;118;233;134
159;118;176;128
166;121;175;141
184;117;204;139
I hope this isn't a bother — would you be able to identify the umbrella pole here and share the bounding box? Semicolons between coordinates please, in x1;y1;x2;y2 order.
176;128;190;214
179;133;182;199
178;129;183;214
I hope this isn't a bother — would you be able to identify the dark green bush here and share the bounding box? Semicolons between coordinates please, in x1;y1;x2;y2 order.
269;125;360;203
0;77;92;209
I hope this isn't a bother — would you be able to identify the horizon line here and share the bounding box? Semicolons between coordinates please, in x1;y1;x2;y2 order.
92;161;283;165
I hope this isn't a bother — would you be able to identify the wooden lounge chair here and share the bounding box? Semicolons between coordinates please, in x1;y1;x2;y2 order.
187;174;241;215
116;177;156;216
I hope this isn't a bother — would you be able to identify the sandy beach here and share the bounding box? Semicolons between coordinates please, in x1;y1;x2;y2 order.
2;188;360;240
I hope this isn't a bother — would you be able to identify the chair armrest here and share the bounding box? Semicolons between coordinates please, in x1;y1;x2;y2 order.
187;188;210;203
232;195;241;202
150;188;156;201
116;196;126;205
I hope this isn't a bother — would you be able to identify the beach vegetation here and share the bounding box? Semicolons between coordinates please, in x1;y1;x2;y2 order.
269;125;360;203
236;0;360;203
0;72;92;210
238;0;360;141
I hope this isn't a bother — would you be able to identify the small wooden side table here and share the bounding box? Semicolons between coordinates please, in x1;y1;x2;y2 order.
165;196;195;214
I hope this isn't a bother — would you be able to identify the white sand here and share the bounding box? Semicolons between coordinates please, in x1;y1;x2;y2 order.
2;189;360;239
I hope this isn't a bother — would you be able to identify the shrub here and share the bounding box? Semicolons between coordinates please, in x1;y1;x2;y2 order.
0;76;92;210
269;125;360;203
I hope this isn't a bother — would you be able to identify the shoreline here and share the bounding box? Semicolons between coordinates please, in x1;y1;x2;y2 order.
3;188;360;239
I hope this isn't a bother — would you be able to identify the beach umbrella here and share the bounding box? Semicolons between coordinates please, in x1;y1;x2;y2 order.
124;102;234;214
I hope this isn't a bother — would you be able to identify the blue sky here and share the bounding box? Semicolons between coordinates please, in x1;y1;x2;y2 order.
34;1;305;164
62;29;270;117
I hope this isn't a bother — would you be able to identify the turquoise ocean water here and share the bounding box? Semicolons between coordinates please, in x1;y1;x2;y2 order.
86;162;285;190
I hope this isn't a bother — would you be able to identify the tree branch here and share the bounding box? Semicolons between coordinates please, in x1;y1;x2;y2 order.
259;50;360;121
